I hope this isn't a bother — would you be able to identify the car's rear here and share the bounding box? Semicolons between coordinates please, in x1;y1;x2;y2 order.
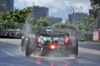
37;32;78;57
21;30;78;58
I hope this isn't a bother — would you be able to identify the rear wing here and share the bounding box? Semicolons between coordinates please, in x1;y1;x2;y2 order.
37;31;69;37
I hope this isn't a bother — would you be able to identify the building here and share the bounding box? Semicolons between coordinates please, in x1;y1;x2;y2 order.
68;13;88;25
49;16;62;25
4;0;14;11
32;6;48;19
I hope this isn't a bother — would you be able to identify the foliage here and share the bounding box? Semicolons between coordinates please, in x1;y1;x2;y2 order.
35;17;50;26
0;6;50;26
52;22;76;30
76;16;93;41
89;0;100;18
89;0;100;30
90;0;100;12
90;0;100;5
0;7;33;23
25;17;37;25
52;23;62;28
76;16;93;31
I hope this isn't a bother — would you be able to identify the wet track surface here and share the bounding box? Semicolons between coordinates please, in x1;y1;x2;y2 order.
0;38;100;66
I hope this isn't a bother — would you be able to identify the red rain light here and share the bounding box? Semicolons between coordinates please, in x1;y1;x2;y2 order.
50;44;56;49
64;37;69;43
38;36;41;43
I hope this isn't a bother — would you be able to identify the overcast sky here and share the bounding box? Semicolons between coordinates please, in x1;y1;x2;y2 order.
14;0;91;21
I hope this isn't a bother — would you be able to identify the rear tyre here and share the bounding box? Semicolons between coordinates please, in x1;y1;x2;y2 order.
25;39;33;57
74;40;78;57
64;37;78;58
21;39;27;52
26;46;31;56
70;39;78;58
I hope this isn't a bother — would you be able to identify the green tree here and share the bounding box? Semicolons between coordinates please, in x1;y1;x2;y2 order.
52;22;76;30
35;17;49;26
90;0;100;5
89;0;100;30
76;16;93;31
52;23;62;28
25;16;37;25
0;7;33;23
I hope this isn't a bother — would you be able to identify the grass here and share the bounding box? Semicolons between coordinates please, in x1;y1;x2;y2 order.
86;41;100;44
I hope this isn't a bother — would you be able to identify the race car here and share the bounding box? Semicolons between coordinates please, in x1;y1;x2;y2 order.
20;29;78;57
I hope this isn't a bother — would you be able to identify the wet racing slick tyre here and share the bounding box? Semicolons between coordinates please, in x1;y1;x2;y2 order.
21;38;27;52
70;38;78;58
25;38;33;57
74;39;78;57
64;36;78;58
